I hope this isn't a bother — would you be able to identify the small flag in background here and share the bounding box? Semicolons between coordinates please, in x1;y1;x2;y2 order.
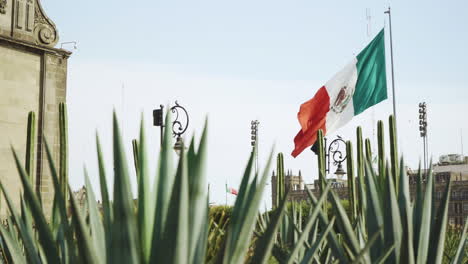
226;184;238;196
292;29;387;157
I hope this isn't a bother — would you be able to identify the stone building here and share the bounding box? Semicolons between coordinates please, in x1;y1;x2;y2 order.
272;154;468;226
0;0;70;217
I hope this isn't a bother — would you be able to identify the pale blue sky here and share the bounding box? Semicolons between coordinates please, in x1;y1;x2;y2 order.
42;0;468;206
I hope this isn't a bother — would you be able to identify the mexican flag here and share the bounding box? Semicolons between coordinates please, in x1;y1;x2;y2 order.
226;184;238;196
292;29;387;157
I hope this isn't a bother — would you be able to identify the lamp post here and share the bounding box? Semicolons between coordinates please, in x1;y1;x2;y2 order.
153;101;189;155
311;136;347;179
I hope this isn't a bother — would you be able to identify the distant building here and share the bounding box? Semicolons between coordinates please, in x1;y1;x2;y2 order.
271;154;468;226
407;154;468;226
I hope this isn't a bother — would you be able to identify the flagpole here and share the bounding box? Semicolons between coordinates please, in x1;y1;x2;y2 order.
384;7;398;133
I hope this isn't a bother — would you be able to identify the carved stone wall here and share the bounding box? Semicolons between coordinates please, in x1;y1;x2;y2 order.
0;0;58;47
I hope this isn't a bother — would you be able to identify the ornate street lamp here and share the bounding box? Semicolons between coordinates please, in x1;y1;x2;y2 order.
153;101;189;155
170;101;189;155
311;135;347;178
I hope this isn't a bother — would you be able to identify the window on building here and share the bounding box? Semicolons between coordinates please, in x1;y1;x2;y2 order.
452;191;459;199
464;203;468;212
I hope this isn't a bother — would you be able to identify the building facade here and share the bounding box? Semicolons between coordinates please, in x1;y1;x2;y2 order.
0;0;70;217
272;154;468;226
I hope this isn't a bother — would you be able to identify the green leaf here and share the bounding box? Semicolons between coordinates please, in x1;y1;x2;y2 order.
136;117;154;263
96;134;113;258
11;148;61;263
452;216;468;264
187;119;210;264
151;110;175;251
304;188;347;263
351;228;383;264
0;182;41;264
44;141;75;254
158;145;190;264
382;162;402;263
84;170;106;263
415;168;434;264
364;162;384;260
427;179;451;264
300;217;336;264
286;185;332;264
223;147;274;264
0;222;27;264
397;157;415;264
329;190;360;256
250;190;290;264
68;180;100;263
110;112;140;264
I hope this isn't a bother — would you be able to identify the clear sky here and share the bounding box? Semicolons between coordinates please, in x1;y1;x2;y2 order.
42;0;468;207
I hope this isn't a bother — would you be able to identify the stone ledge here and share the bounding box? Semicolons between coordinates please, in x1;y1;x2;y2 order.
0;34;71;58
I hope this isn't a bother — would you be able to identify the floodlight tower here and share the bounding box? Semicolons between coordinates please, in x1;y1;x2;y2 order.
419;102;428;174
251;120;260;174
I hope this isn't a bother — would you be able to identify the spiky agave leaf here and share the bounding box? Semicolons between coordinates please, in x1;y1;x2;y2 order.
136;117;153;263
186;119;210;264
150;110;175;262
0;183;40;264
84;170;106;263
11;149;61;263
223;147;274;264
250;190;290;264
110;112;140;264
286;185;332;264
95;134;113;259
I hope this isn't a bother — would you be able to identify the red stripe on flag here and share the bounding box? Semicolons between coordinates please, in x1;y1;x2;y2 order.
230;188;238;195
291;86;330;157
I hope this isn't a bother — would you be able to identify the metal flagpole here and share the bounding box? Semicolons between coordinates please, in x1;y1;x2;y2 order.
384;7;398;133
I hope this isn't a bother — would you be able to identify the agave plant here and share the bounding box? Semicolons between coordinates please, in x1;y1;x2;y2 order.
0;107;303;264
312;116;468;264
0;104;466;264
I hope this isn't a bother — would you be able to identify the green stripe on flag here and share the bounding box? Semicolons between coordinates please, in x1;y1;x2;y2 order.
353;28;387;115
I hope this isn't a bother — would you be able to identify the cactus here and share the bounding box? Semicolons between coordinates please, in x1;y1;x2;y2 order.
389;115;399;191
377;120;386;192
377;120;385;177
316;129;327;213
58;103;68;200
346;141;357;224
356;127;366;219
365;138;372;164
275;153;285;208
25;112;36;186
